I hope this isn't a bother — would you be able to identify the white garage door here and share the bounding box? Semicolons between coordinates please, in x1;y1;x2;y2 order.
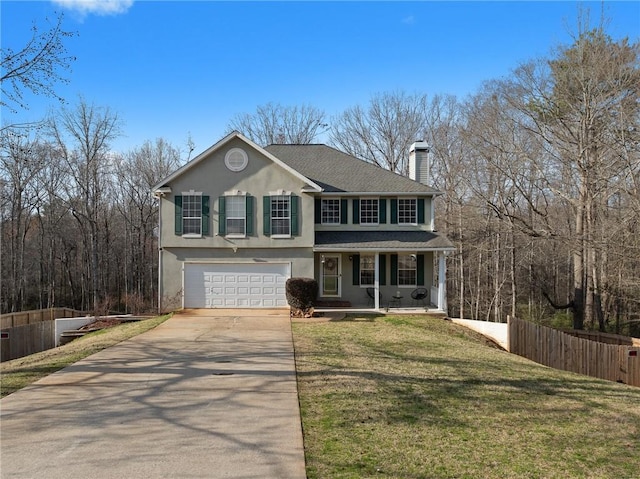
183;263;290;308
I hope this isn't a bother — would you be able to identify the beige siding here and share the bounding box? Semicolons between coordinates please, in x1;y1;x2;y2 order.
159;137;314;250
160;247;314;312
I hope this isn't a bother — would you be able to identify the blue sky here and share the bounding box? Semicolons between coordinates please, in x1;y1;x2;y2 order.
2;1;639;156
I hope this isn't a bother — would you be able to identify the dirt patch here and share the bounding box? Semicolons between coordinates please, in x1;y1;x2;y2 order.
78;318;127;331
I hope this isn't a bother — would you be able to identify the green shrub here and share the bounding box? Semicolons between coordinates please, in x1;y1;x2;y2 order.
286;277;318;314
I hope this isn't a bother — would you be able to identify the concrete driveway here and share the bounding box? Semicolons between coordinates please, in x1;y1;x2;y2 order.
0;310;306;479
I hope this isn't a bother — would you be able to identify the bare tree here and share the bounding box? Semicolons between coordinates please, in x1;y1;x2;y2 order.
521;28;638;330
32;142;70;309
422;95;473;319
0;129;47;311
114;138;182;311
46;99;122;313
1;12;76;116
330;90;428;175
458;22;640;330
227;103;327;145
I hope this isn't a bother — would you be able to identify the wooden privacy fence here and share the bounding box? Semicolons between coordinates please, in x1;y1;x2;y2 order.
0;308;85;329
508;316;640;387
1;321;56;362
564;329;640;347
1;308;85;362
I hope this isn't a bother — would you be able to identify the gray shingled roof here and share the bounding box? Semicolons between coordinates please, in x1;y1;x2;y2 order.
264;144;441;194
315;231;455;251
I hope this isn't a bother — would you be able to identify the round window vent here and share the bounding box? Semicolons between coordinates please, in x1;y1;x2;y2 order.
224;148;248;172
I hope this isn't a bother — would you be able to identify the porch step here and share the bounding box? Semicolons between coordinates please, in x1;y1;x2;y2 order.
314;300;352;308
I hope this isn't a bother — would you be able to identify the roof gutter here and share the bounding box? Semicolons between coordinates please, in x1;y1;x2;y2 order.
313;246;456;252
317;191;444;197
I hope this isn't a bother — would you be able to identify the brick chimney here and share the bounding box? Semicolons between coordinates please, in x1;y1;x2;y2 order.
409;141;430;184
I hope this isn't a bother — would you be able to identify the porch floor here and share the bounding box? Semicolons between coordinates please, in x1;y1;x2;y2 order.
313;307;447;316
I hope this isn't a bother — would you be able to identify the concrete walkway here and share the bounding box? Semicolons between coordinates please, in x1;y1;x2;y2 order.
450;318;509;350
0;310;306;479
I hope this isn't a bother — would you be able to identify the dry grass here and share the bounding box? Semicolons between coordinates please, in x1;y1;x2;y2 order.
0;314;171;397
293;315;640;479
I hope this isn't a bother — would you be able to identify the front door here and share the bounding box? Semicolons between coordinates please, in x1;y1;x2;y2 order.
321;255;341;297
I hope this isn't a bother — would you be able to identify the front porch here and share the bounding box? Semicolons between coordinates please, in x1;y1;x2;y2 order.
313;249;449;313
312;305;448;316
312;230;453;313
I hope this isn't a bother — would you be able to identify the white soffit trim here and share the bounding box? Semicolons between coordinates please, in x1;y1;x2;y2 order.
153;186;172;197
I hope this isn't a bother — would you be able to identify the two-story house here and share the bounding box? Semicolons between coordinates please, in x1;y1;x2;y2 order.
152;131;454;312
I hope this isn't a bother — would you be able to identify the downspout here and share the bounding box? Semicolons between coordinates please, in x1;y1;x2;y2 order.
158;197;163;314
155;192;163;314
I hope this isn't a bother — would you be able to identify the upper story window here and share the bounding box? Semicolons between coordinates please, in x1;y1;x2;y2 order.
271;195;291;237
398;254;417;286
316;198;347;225
264;193;299;237
218;193;253;237
183;195;202;235
322;199;340;225
398;198;417;225
226;196;246;236
391;198;425;225
175;193;209;237
360;198;379;225
271;196;291;236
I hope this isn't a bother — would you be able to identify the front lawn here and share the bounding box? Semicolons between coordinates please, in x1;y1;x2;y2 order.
293;315;640;479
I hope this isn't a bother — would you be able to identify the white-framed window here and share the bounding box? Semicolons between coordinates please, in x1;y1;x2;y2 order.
398;198;417;225
322;199;340;225
398;254;417;286
226;196;246;236
183;194;202;235
360;198;379;225
271;195;291;237
360;255;375;286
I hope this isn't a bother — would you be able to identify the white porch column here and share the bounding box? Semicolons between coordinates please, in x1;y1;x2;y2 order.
438;252;447;313
374;252;380;310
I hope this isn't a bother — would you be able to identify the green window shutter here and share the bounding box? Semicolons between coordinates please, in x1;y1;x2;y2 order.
263;196;271;236
417;254;425;285
218;196;226;235
418;198;425;224
352;254;360;286
352;199;360;224
390;254;398;286
379;254;387;286
390;199;398;224
201;196;210;235
314;198;321;224
174;195;183;235
340;199;348;224
291;195;299;236
379;198;387;224
246;196;254;236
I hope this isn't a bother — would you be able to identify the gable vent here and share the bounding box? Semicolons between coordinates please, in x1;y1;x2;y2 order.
225;148;248;172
